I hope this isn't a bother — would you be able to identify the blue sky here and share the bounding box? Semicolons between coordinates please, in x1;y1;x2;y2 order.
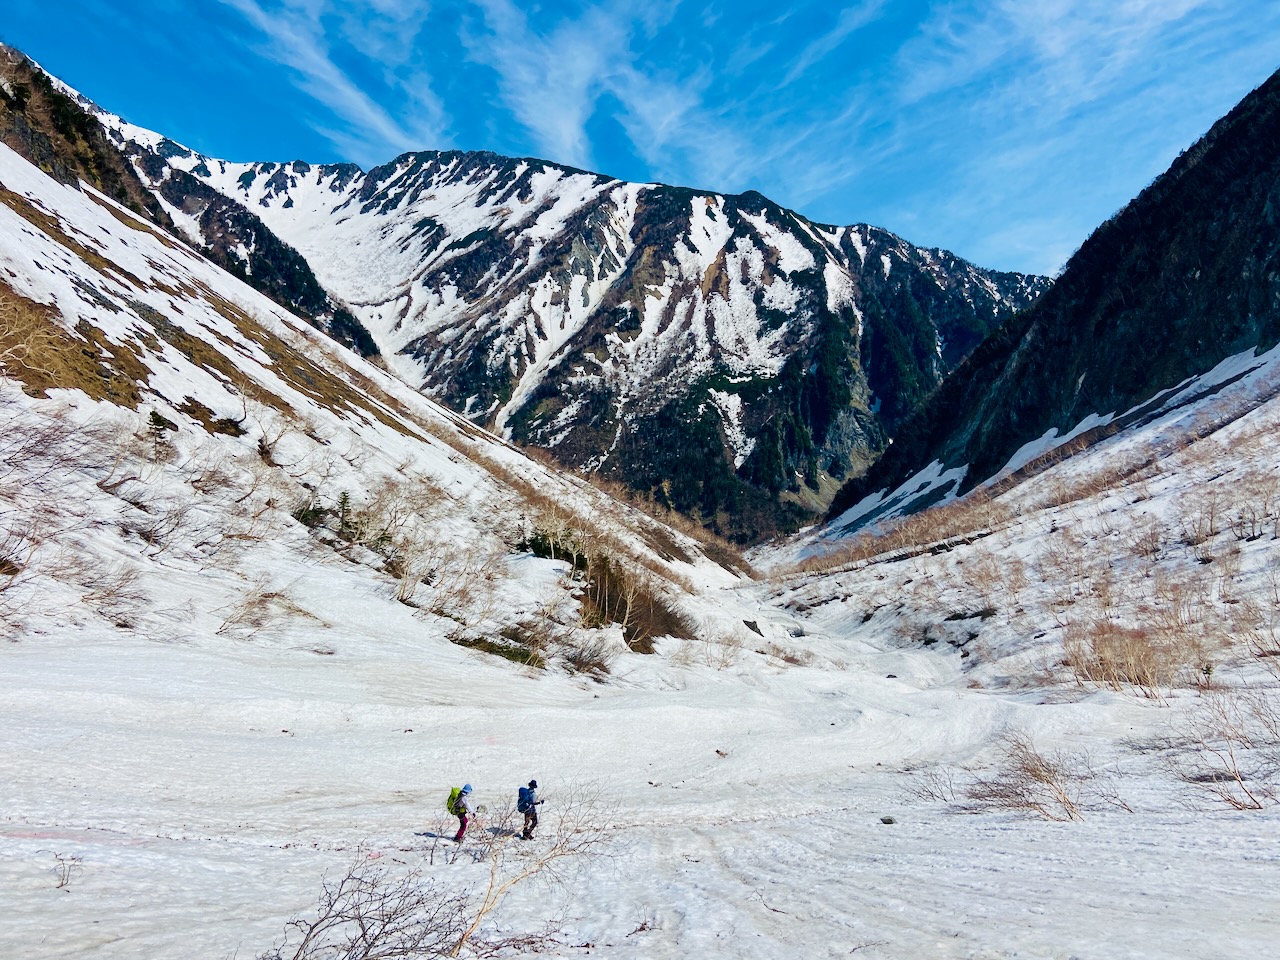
4;1;1277;274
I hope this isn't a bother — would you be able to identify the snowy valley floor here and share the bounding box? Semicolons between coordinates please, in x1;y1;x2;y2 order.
4;593;1279;959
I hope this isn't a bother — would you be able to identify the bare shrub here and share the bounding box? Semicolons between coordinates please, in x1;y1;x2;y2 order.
756;642;814;666
700;625;744;670
0;521;38;591
1238;598;1280;670
1150;573;1211;631
493;601;575;667
0;517;43;631
904;767;959;804
389;531;440;604
232;457;289;508
76;559;147;625
1130;517;1165;561
134;500;195;556
419;548;502;625
966;733;1128;821
216;578;315;640
1228;504;1269;542
0;401;80;487
491;600;623;676
1002;554;1030;593
668;638;697;667
1213;546;1244;604
1167;688;1280;810
43;851;83;891
963;549;1005;607
1264;563;1280;609
257;850;470;960
559;634;618;678
1089;565;1118;618
347;477;445;552
251;410;299;467
1178;489;1222;549
185;450;237;495
664;621;738;669
1038;530;1090;606
1062;619;1205;697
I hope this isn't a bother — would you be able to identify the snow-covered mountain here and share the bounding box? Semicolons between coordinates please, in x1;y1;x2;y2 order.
88;103;1047;541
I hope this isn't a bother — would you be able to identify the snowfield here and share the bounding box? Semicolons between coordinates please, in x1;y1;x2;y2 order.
2;126;1280;960
6;538;1279;960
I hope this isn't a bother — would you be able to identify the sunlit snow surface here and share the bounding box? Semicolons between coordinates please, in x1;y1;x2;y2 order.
2;136;1279;960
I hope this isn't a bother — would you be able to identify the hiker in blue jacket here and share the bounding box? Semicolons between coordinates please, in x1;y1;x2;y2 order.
517;779;542;839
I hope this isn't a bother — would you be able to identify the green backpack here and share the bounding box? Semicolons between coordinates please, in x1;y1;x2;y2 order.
446;786;463;815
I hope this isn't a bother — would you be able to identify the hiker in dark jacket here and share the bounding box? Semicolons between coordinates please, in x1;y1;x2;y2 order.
518;779;541;839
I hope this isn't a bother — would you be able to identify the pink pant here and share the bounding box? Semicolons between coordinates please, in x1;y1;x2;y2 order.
454;814;469;841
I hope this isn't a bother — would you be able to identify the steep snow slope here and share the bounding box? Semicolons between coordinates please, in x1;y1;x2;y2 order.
0;134;736;646
817;339;1280;542
4;132;1280;959
87;104;1047;540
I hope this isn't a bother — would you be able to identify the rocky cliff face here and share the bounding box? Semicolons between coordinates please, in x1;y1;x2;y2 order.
109;141;1044;540
829;66;1280;528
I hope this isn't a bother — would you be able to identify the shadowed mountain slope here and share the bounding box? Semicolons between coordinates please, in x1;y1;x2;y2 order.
829;66;1280;526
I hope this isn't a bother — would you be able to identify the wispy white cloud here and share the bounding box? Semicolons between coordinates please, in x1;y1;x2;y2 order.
216;0;449;164
781;1;887;86
330;0;432;68
458;0;856;198
208;0;1276;273
460;0;627;169
897;0;1218;108
868;0;1278;271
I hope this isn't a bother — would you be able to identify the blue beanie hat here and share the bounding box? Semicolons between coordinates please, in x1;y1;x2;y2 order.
462;784;472;793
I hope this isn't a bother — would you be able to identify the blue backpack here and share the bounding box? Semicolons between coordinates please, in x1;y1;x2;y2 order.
517;786;533;813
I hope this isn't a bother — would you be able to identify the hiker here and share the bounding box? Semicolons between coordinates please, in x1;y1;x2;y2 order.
517;779;542;839
449;783;476;842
